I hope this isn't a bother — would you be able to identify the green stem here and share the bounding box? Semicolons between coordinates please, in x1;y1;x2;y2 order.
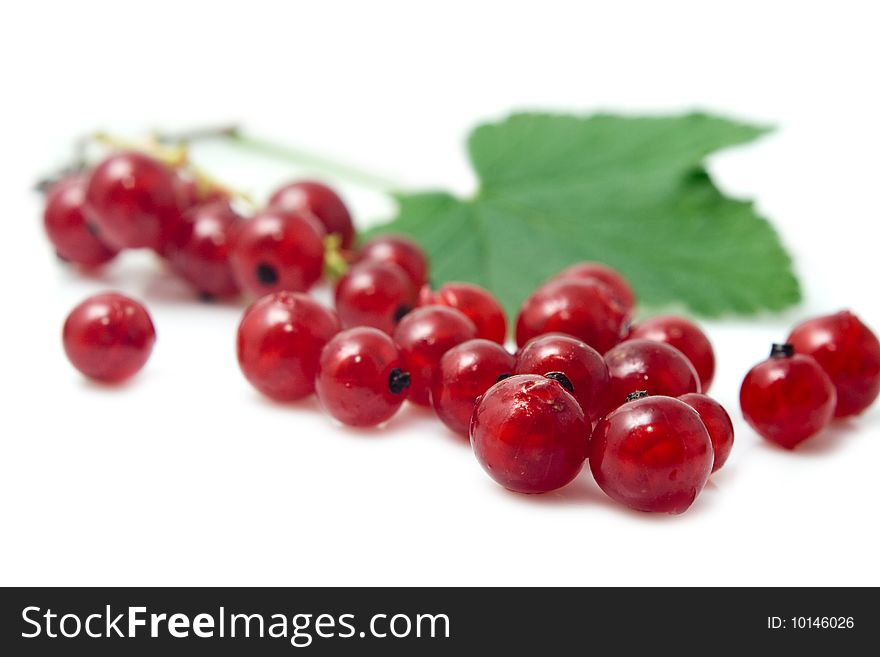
323;234;350;281
221;132;403;194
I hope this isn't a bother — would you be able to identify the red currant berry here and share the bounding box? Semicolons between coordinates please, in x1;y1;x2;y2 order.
236;292;340;402
679;393;734;472
515;333;609;424
229;210;325;296
553;261;636;312
603;339;700;414
418;282;507;344
334;260;416;334
315;327;411;427
590;393;713;514
432;339;516;437
628;315;716;391
84;151;183;251
787;311;880;418
269;180;355;249
359;235;429;289
392;306;477;406
515;278;629;353
175;172;201;210
740;344;836;449
175;171;228;211
62;292;156;383
471;374;589;493
43;175;118;267
166;200;241;299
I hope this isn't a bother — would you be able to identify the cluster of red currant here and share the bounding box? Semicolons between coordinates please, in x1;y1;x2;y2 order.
468;269;730;514
48;148;880;517
740;312;880;449
42;147;358;299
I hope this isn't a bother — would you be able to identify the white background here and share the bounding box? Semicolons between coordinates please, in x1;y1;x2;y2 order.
1;1;878;586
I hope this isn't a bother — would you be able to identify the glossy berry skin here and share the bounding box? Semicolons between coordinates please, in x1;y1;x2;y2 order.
392;306;477;406
166;201;241;298
84;151;183;251
43;175;118;266
315;327;410;427
471;374;589;494
432;339;516;437
269;180;355;249
515;333;609;424
229;210;325;297
236;292;340;402
787;311;880;418
62;292;156;383
590;395;713;514
679;393;734;472
418;282;507;344
553;261;636;312
359;235;429;289
334;260;416;334
628;315;716;392
740;346;836;449
515;278;629;354
603;339;700;415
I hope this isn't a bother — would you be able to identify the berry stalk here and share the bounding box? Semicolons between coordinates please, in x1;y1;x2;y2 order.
91;132;255;207
220;132;403;193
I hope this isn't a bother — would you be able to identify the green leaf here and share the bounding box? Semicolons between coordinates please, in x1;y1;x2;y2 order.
365;112;801;318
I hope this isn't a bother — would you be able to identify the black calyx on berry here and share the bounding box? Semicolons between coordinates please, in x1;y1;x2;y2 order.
626;390;649;402
544;371;575;394
388;368;412;395
256;262;279;285
394;304;412;323
770;343;795;358
496;372;513;383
